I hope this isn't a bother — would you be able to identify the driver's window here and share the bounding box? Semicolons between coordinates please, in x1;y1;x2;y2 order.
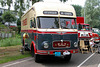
30;18;36;28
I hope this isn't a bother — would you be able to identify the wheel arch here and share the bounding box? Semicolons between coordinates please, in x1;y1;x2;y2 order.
30;41;37;53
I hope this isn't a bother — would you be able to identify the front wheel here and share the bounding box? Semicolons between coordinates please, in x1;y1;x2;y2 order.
64;54;72;62
34;54;41;63
31;45;34;57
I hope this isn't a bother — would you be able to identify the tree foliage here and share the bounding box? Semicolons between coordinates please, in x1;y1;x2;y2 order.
60;0;67;3
72;5;82;16
14;0;25;19
0;0;12;11
26;0;30;9
0;17;3;22
31;0;41;5
2;11;16;22
82;0;100;28
0;0;6;7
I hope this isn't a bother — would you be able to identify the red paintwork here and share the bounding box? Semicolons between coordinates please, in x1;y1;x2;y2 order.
23;18;27;26
30;41;37;54
92;33;99;37
77;17;92;39
10;26;17;27
92;33;100;42
36;49;78;55
76;17;89;25
53;41;70;48
34;35;37;41
77;17;84;24
21;30;77;35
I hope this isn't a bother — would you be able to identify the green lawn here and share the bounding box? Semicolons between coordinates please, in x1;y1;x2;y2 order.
0;45;31;64
0;52;31;64
0;36;21;47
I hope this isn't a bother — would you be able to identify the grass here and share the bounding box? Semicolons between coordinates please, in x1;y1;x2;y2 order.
0;34;31;64
0;37;21;47
0;45;31;64
0;52;31;64
0;23;7;29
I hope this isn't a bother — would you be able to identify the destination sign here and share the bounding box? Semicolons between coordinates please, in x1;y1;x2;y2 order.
60;12;73;16
43;11;58;15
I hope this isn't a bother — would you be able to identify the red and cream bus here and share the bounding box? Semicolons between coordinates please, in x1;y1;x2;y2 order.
21;1;78;62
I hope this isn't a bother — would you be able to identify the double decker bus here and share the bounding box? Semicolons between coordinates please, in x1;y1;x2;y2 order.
21;1;78;62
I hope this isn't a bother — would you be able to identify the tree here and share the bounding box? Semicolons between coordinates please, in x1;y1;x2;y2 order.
0;0;13;11
0;17;3;22
72;5;82;16
26;0;30;9
60;0;67;3
14;0;26;34
17;18;21;34
31;0;42;5
82;0;100;28
14;0;25;19
6;0;13;11
2;11;16;26
0;0;6;7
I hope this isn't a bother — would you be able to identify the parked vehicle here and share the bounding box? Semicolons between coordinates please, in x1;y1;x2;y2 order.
92;33;100;44
21;1;78;62
92;28;100;37
76;17;92;47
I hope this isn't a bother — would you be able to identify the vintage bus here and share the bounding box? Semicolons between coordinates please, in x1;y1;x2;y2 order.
21;1;78;62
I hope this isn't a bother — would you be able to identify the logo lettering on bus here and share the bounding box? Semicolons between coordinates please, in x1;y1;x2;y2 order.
23;18;27;26
58;43;66;46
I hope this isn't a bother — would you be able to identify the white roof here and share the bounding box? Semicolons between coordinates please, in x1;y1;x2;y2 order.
22;2;76;18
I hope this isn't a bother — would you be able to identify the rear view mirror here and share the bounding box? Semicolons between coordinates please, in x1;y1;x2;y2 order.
30;18;36;28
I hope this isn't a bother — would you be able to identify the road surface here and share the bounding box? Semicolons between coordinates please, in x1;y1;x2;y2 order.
0;51;100;67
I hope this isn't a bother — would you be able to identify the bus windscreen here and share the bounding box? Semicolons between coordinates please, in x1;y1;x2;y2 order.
37;17;77;29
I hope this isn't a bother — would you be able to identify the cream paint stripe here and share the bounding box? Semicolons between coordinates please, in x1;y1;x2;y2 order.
2;58;33;67
77;53;95;67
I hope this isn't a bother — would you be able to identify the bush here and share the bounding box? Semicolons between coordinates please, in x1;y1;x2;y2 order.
0;37;21;47
0;17;2;22
18;26;21;34
0;23;7;29
2;11;16;22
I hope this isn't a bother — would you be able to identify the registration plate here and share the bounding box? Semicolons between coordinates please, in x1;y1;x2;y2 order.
55;52;61;56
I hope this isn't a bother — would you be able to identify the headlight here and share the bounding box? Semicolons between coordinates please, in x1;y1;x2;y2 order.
74;42;78;47
42;41;49;49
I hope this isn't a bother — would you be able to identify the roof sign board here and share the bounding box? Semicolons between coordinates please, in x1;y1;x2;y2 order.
60;11;73;16
43;11;58;15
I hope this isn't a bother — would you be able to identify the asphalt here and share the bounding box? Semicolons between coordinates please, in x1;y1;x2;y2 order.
0;45;100;67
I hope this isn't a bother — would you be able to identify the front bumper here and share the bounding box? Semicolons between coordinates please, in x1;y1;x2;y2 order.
35;49;78;55
94;40;100;44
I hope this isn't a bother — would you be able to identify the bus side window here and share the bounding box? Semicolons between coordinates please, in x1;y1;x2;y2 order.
30;18;36;28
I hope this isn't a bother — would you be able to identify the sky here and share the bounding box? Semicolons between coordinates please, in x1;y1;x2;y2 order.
67;0;86;7
43;0;86;7
0;0;86;10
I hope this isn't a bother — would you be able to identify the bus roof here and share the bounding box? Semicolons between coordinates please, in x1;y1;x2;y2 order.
22;2;76;18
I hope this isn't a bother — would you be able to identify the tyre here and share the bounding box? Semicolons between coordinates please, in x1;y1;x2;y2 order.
64;54;71;62
34;54;41;63
31;45;34;57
